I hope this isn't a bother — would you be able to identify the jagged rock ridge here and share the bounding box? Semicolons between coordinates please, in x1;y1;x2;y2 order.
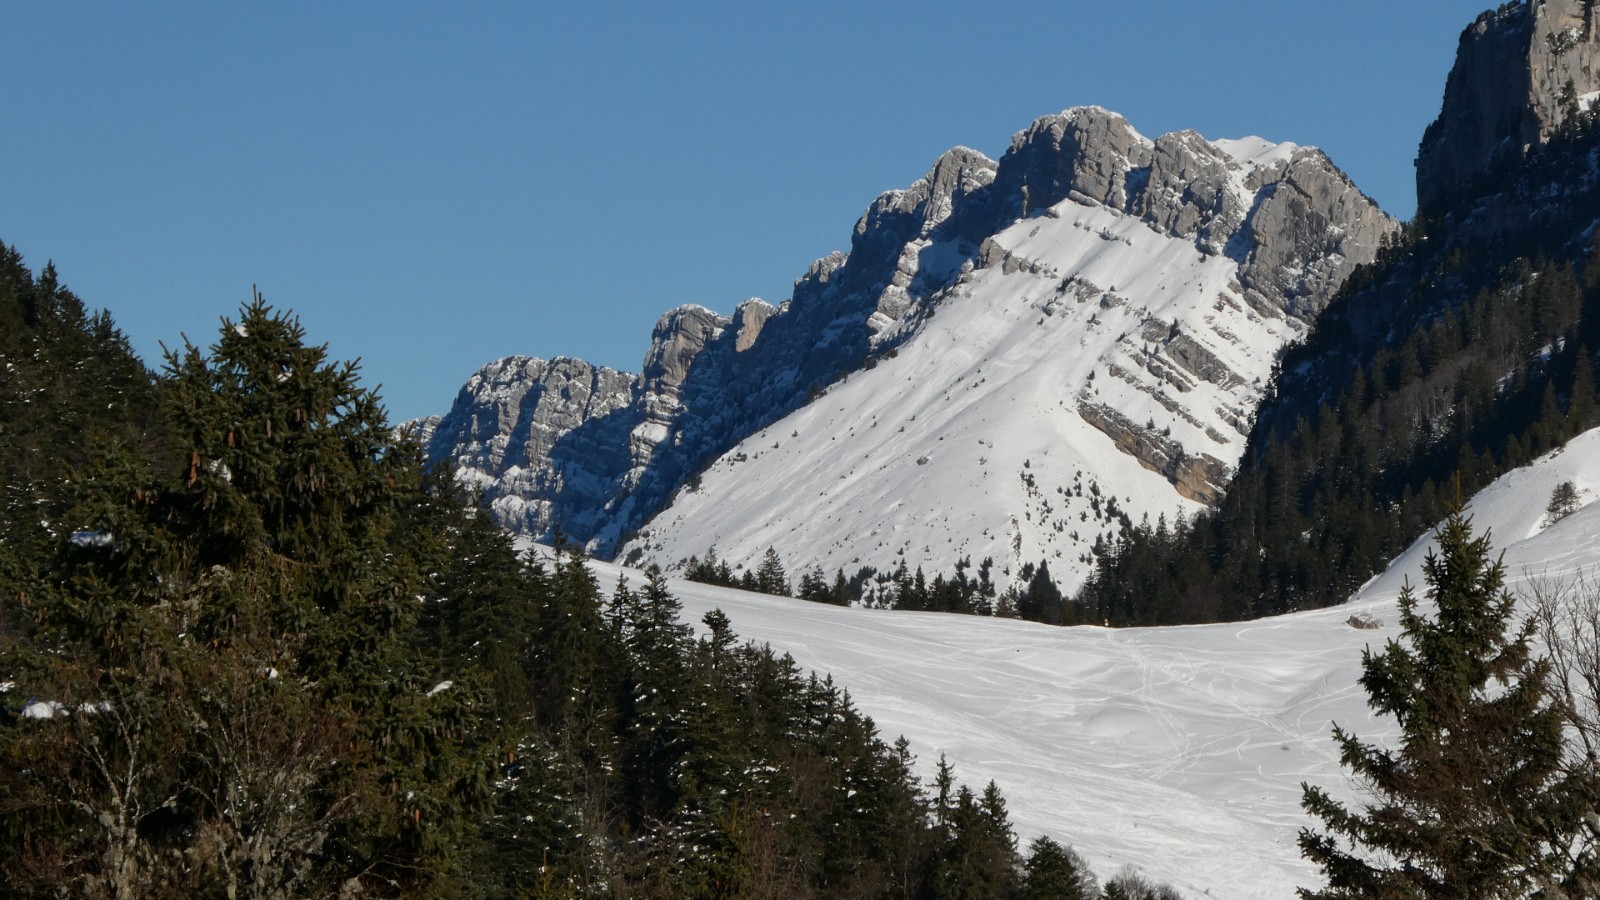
425;106;1393;588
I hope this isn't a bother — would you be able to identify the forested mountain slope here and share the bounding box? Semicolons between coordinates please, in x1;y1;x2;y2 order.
0;254;1150;898
1080;0;1600;623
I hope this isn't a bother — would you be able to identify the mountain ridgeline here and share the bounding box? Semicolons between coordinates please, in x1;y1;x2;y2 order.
1079;0;1600;623
422;106;1392;592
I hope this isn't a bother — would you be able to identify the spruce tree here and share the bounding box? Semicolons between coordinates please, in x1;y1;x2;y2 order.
1299;512;1600;897
1020;835;1094;900
756;546;790;596
0;300;494;896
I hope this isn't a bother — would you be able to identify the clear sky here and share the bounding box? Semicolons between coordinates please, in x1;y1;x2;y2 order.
1;1;1497;423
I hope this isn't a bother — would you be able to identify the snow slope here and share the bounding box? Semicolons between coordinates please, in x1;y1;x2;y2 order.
628;177;1306;596
580;427;1600;897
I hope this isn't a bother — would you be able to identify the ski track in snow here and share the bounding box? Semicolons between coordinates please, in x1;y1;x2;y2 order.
572;428;1600;898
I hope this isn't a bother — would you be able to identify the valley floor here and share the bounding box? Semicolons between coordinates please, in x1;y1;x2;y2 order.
579;427;1600;898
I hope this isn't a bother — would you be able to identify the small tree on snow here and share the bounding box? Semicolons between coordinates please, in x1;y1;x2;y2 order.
1298;512;1600;897
1547;479;1581;525
755;547;789;597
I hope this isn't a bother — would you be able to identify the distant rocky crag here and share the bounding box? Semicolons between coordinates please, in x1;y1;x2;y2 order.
1418;0;1600;215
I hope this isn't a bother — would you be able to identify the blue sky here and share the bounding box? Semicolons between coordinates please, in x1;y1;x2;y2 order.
2;1;1496;422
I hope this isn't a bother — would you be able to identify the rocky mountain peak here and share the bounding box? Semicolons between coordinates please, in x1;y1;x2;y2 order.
641;305;726;398
731;298;777;352
996;106;1153;215
856;146;997;243
1417;0;1600;214
424;103;1394;575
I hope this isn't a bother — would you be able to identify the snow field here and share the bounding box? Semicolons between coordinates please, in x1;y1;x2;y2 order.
584;426;1600;897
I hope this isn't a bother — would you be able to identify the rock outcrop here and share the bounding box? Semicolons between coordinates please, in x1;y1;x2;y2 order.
1078;402;1231;504
427;356;638;536
1417;0;1600;214
975;108;1391;322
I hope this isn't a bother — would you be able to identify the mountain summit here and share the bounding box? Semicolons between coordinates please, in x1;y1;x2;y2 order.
1418;0;1600;214
424;106;1392;590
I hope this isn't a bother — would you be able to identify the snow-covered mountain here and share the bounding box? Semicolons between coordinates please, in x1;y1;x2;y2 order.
624;129;1390;594
578;426;1600;898
426;106;1392;590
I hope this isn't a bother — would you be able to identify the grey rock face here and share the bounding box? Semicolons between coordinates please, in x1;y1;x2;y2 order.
1078;402;1230;504
993;107;1154;216
984;109;1391;326
1418;0;1600;214
1233;150;1395;321
732;299;777;352
641;306;724;410
1134;130;1241;254
426;356;637;535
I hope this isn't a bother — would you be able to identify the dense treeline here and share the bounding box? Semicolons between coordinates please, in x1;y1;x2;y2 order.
687;548;1091;627
0;244;166;572
1078;124;1600;625
0;252;1180;897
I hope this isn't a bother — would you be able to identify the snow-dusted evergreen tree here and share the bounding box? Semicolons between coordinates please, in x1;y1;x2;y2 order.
0;300;495;896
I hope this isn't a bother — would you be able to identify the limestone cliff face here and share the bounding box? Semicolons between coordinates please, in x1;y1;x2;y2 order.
1234;150;1395;321
1418;0;1600;214
427;357;638;536
979;108;1391;324
423;105;1395;564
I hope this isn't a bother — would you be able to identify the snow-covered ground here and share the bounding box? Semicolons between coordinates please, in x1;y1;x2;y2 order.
581;427;1600;897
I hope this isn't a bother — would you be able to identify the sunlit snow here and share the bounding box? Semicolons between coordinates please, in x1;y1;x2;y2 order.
583;427;1600;897
629;184;1306;596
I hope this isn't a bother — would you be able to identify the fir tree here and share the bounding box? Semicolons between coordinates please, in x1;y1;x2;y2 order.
755;546;790;596
1547;479;1581;524
1020;835;1095;899
1299;512;1600;897
0;300;495;896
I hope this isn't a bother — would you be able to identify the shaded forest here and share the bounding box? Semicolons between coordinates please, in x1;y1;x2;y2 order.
0;247;1174;898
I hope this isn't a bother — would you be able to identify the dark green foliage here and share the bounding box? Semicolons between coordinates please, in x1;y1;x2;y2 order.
1299;513;1600;897
1013;561;1068;625
1019;835;1095;899
1;298;494;897
0;245;162;581
927;779;1020;899
683;544;737;587
1547;479;1581;523
1102;867;1183;900
1079;125;1600;625
0;253;1135;897
755;546;790;597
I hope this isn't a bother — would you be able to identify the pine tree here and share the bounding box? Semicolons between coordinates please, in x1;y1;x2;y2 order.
1299;511;1600;897
1020;835;1094;900
755;546;790;596
1547;479;1581;524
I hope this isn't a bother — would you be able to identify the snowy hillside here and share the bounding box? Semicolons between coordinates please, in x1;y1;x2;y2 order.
626;130;1360;595
579;427;1600;897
